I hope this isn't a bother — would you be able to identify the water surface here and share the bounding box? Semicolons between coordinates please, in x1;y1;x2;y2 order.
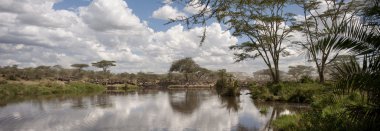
0;90;307;131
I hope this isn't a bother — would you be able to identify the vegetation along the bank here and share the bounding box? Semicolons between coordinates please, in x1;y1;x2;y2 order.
0;81;105;98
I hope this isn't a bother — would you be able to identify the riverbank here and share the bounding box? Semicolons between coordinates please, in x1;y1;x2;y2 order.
0;80;105;98
249;82;329;103
167;85;213;89
250;81;376;130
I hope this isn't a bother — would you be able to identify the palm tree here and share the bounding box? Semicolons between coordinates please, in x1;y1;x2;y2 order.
323;20;380;129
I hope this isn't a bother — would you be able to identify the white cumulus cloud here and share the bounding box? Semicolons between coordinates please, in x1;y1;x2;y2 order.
152;4;186;20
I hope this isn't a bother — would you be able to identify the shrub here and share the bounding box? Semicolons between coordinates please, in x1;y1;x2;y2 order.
249;85;273;101
299;75;314;83
215;78;239;97
249;82;325;103
272;114;301;131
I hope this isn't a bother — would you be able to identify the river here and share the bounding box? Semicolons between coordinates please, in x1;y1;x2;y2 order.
0;89;307;131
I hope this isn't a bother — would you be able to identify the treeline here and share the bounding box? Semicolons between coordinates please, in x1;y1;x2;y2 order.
0;59;224;87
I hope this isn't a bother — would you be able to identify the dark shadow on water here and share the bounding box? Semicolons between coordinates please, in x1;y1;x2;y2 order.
219;95;241;112
168;90;203;115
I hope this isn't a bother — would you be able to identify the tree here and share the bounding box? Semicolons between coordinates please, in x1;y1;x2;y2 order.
215;69;239;96
172;0;298;83
194;67;211;83
92;60;116;73
253;69;273;82
169;57;200;84
253;68;287;82
71;64;89;72
288;65;315;81
294;0;361;83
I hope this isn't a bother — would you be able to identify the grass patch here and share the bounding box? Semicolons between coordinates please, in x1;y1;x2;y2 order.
272;114;301;130
0;81;105;98
259;107;268;114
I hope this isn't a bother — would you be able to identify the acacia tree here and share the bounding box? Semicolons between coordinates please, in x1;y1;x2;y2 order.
229;0;298;83
92;60;116;73
71;64;89;72
171;0;298;83
294;0;361;83
288;65;315;81
194;67;211;83
169;57;200;84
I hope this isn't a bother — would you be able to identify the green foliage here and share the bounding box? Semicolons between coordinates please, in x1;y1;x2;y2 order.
169;57;213;84
259;107;268;114
298;92;367;131
215;69;239;97
299;75;314;83
249;84;274;101
0;82;105;98
270;92;369;131
272;114;301;131
250;82;325;103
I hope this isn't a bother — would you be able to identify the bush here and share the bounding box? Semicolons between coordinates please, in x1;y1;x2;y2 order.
298;92;365;131
299;75;314;83
215;78;239;97
249;84;273;101
272;114;301;131
250;82;324;103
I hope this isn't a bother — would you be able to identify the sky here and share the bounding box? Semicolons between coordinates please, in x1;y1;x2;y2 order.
0;0;309;74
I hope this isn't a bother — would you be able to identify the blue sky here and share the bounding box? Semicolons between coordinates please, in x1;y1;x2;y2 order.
54;0;179;31
53;0;304;32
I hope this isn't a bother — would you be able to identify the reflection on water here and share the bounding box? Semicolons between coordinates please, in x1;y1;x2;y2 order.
0;90;307;131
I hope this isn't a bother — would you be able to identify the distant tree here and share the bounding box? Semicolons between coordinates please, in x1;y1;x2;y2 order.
288;65;315;81
330;55;357;66
194;67;211;83
169;57;200;84
254;69;286;82
35;65;51;79
3;65;18;80
92;60;116;73
253;69;273;82
71;64;89;72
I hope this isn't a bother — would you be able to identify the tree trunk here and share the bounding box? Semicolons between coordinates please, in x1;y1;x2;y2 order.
274;64;280;84
318;70;325;83
185;73;189;84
